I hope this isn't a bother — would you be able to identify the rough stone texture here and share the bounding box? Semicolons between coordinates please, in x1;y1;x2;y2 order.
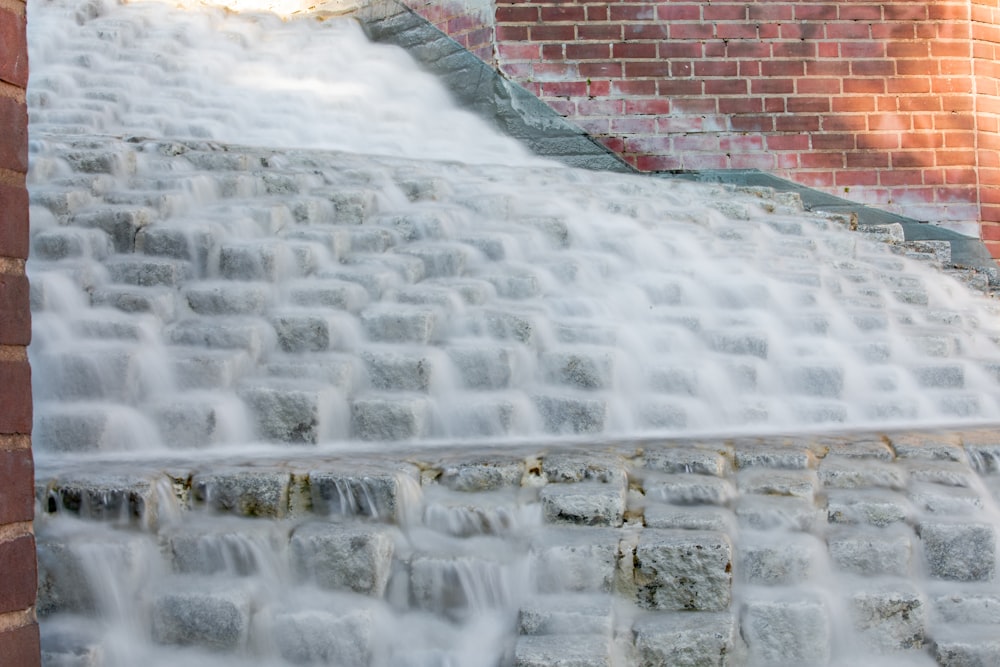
350;395;430;441
827;529;913;577
193;470;291;518
643;474;735;506
736;533;820;585
740;598;831;667
239;380;344;444
310;466;418;522
270;607;375;666
933;629;1000;667
634;529;732;612
633;612;741;667
434;456;524;492
532;527;621;594
290;521;395;596
850;585;926;654
512;634;612;667
539;481;626;527
149;580;252;650
518;594;613;636
920;521;996;582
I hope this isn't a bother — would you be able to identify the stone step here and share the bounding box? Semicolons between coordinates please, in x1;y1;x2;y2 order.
31;227;114;261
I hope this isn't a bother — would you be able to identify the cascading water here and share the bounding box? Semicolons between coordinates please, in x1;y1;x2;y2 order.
25;0;1000;665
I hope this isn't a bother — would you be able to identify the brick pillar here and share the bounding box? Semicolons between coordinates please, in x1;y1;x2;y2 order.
0;0;39;663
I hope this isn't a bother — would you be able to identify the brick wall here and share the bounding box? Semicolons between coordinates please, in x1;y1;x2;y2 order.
404;0;497;64
0;0;38;663
975;0;1000;256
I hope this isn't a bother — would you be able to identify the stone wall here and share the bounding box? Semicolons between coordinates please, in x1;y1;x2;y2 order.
0;0;39;663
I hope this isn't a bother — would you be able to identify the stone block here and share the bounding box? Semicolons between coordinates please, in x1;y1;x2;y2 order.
642;445;728;477
934;630;1000;667
740;597;831;666
734;496;824;532
827;528;913;577
436;456;524;492
309;466;419;522
166;318;276;361
192;469;290;517
513;635;611;667
634;529;732;611
290;522;395;596
934;593;1000;624
532;527;621;594
184;282;273;316
849;584;926;653
644;505;735;532
360;306;439;344
362;348;443;392
163;521;283;575
484;270;542;299
270;607;376;666
891;432;966;462
447;346;515;390
135;225;216;271
705;330;768;359
438;397;520;437
152;394;250;447
518;594;613;636
907;461;977;488
541;349;616;390
170;347;251;390
270;310;349;353
910;364;964;389
219;241;297;281
736;469;818;501
150;579;251;650
43;469;159;523
539;481;626;527
920;521;996;581
39;621;103;667
542;452;628;485
643;474;735;506
70;206;154;252
286;278;369;312
90;286;177;321
737;533;822;585
733;444;814;470
409;553;511;618
533;394;608;434
826;489;913;526
633;611;741;667
350;395;430;441
785;364;844;398
32;228;113;261
238;380;345;444
818;458;907;490
909;483;985;515
396;243;468;278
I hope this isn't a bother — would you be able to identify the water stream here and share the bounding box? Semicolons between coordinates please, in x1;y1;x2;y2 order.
26;0;1000;664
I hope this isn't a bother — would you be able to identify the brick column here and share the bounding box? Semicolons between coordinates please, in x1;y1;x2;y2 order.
0;0;39;663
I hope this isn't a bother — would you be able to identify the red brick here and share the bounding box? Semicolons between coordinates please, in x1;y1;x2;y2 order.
495;25;528;41
869;114;913;131
669;23;715;40
851;60;895;76
887;78;932;94
776;115;821;132
624;98;671;115
495;5;536;22
732;115;776;132
0;98;28;174
812;133;857;150
0;8;27;88
825;22;872;39
668;97;718;114
899;132;944;149
798;78;842;95
932;77;974;94
764;97;787;112
681;154;730;169
625;61;672;78
497;42;538;60
657;4;700;21
0;360;30;434
579;62;622;78
800;152;846;168
771;41;817;59
612;42;655;59
767;134;811;151
930;3;971;20
597;136;624;153
530;25;575;41
0;534;35;613
634;154;684;171
657;115;707;133
577;24;621;40
844;79;886;94
0;623;39;667
658;42;703;59
705;79;748;95
945;131;977;148
695;61;738;77
858;133;901;149
0;183;28;259
787;97;832;113
703;3;746;21
781;22;825;40
749;4;793;21
870;22;917;39
839;4;883;20
833;97;876;112
0;271;29;346
761;60;805;77
897;60;938;76
715;23;758;40
795;4;839;20
613;79;656;96
567;43;611;60
884;4;929;20
846;152;890;168
624;135;672;154
730;153;777;169
795;172;836;188
945;167;979;184
887;42;930;59
751;78;794;94
540;5;583;22
835;170;879;186
880;169;925;186
609;4;655;21
586;5;608;21
725;41;771;58
892;151;936;168
610;117;656;134
577;97;622;115
541;81;587;98
808;60;851;76
0;448;32;524
720;96;764;114
841;41;887;58
540;44;564;61
936;149;977;166
623;24;668;41
822;114;868;131
739;60;761;77
720;135;765;152
899;96;944;112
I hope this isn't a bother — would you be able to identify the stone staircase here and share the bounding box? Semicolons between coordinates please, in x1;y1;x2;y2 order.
35;431;1000;666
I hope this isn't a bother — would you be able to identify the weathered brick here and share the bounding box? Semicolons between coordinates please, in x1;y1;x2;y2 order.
0;271;30;346
0;98;28;173
0;8;27;88
0;448;32;524
0;623;39;667
0;360;31;434
0;534;36;614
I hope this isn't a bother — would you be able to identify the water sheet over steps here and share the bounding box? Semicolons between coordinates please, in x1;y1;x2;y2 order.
24;0;1000;665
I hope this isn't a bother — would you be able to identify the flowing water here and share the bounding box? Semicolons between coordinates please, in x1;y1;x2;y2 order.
25;0;1000;665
